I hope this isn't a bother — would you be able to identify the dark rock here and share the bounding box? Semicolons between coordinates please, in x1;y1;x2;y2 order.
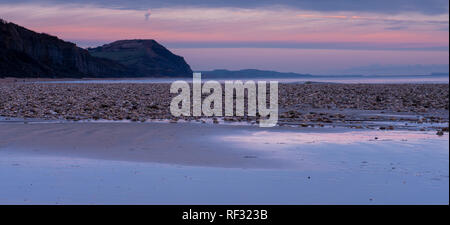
0;19;129;78
88;39;192;77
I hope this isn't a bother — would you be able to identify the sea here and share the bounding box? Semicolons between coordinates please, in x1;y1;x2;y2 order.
33;74;449;84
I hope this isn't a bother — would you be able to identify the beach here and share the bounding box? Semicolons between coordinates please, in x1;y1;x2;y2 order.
0;122;448;204
1;0;449;215
0;81;448;204
0;82;448;131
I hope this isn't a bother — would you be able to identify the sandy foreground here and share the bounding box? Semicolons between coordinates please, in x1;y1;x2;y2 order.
0;121;447;168
0;122;448;204
0;81;448;204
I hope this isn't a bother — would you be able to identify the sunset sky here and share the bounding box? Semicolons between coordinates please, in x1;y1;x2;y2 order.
0;0;448;74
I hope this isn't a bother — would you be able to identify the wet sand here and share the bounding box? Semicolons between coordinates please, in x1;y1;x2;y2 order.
0;122;447;169
0;122;448;204
0;81;448;204
0;122;289;169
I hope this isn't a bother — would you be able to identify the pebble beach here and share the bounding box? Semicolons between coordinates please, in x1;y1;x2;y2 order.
1;80;448;204
0;82;448;131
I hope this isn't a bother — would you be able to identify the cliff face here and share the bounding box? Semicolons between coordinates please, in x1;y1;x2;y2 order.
1;20;193;78
88;40;193;77
0;20;129;78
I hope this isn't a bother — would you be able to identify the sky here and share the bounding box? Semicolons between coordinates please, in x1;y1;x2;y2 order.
0;0;449;75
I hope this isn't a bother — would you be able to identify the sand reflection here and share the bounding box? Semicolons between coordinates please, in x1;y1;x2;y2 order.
221;130;446;145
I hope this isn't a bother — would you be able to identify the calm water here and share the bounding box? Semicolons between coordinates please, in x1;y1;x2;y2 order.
34;75;449;84
0;126;448;204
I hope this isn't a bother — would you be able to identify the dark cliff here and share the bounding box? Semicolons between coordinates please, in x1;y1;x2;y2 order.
0;19;129;78
88;40;193;77
0;20;193;78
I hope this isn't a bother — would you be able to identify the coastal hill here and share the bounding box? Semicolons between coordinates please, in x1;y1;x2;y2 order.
0;19;128;78
0;19;192;78
88;40;192;77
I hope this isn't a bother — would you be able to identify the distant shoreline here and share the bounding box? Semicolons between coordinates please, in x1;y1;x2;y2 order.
1;75;448;85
